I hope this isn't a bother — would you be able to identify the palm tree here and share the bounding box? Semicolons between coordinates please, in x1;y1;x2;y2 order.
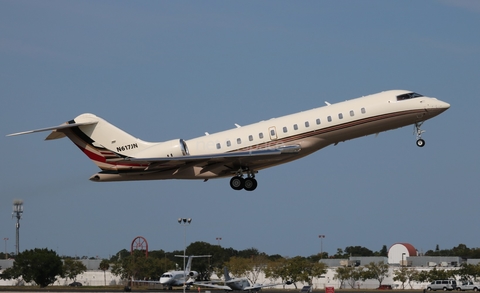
99;259;110;286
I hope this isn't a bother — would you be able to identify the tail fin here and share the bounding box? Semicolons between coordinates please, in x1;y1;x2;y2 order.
185;256;194;273
8;113;155;172
223;267;231;281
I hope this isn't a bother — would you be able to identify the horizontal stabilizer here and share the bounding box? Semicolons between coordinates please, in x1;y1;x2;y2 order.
7;121;97;139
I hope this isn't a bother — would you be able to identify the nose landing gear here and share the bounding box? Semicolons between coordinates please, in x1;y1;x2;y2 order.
415;122;426;147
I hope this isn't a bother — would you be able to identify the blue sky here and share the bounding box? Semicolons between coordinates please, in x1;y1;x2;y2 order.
1;1;479;260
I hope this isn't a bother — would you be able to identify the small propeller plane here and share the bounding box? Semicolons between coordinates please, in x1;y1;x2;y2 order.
194;267;290;292
7;90;449;191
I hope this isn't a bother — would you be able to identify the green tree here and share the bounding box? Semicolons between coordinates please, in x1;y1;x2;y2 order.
99;259;110;286
225;256;252;282
427;267;454;281
279;256;326;287
111;250;157;282
456;263;480;282
411;270;430;284
363;261;389;287
63;258;87;283
0;248;63;288
347;266;363;289
333;266;351;289
265;257;290;287
376;245;388;257
393;267;408;289
344;246;374;257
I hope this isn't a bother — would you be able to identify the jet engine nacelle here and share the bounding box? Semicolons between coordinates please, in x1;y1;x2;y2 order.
133;139;190;158
189;271;198;278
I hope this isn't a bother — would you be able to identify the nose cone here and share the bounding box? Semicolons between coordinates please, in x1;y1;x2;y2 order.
438;100;450;110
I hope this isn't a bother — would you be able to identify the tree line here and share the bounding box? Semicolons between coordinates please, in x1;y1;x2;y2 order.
1;242;480;288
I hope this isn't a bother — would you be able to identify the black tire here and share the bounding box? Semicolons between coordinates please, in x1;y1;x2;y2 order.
416;138;425;147
244;178;258;191
230;177;244;190
443;287;447;291
427;288;432;291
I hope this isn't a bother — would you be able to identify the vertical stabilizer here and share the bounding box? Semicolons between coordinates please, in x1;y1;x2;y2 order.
224;267;231;281
185;256;194;274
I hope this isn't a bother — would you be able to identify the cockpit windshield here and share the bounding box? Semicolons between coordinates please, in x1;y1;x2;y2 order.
397;92;423;101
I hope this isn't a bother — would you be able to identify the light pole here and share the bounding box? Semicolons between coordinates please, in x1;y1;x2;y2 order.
12;199;23;256
402;253;406;267
3;238;8;259
216;237;222;246
318;235;325;259
178;218;192;293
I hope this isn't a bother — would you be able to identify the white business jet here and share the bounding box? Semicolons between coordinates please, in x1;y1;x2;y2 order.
159;255;210;290
195;267;289;291
7;90;449;191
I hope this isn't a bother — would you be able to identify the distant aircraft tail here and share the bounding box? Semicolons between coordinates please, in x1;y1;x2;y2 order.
173;255;212;275
7;113;189;173
223;267;231;281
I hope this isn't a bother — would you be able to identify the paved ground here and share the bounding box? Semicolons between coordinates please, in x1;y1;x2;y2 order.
0;288;425;293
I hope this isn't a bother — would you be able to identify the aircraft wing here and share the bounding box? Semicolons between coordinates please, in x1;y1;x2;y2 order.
193;282;232;290
124;145;301;175
244;282;287;291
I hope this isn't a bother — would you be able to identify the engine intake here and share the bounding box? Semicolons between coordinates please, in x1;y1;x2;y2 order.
133;139;190;158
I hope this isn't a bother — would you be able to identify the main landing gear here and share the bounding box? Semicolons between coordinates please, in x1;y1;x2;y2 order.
229;169;258;191
415;122;426;147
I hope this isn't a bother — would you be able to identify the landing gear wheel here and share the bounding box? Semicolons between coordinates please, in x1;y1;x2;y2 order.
416;138;425;147
244;178;258;191
230;176;245;190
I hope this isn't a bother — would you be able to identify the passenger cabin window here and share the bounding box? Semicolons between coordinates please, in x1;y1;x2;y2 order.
350;110;354;117
248;135;253;141
327;116;332;122
259;132;264;139
397;92;423;101
305;121;310;127
316;118;321;125
293;124;298;130
237;138;241;144
338;113;343;119
270;129;275;136
226;140;231;147
216;143;221;149
283;126;288;133
361;108;366;114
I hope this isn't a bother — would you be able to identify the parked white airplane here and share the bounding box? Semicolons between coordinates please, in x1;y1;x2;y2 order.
8;90;449;191
195;267;289;291
159;255;210;290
